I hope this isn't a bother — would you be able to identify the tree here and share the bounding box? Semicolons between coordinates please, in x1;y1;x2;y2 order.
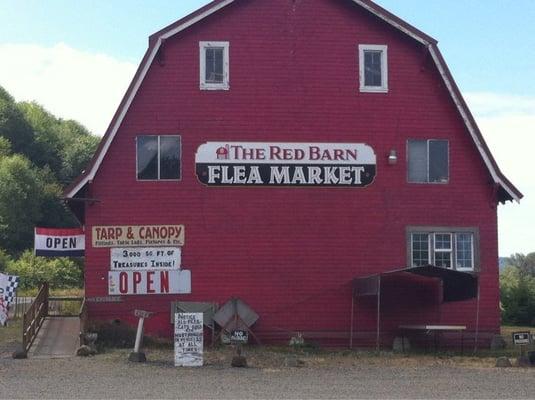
0;85;99;256
500;265;535;326
0;87;34;156
505;253;535;277
0;137;11;157
0;155;43;254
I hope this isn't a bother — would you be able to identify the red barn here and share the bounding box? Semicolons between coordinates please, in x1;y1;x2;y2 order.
65;0;521;348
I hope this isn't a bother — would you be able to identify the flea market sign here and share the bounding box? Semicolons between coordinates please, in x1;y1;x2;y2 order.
195;142;376;187
92;225;185;247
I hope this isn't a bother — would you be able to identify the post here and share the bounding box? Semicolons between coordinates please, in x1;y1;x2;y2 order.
129;309;153;362
473;277;480;354
134;317;144;353
349;290;355;349
376;275;381;352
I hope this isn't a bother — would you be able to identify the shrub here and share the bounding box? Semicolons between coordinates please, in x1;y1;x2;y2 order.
0;248;11;272
6;250;83;290
500;266;535;326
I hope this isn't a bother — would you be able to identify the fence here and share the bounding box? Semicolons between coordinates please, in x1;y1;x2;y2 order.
22;282;49;354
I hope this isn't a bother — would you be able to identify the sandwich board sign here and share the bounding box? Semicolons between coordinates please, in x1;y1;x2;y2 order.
174;313;203;367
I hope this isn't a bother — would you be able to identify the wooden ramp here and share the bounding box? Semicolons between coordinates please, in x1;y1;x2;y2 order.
29;317;80;358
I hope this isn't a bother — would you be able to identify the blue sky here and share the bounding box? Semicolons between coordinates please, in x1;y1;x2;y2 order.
1;0;534;94
0;0;533;256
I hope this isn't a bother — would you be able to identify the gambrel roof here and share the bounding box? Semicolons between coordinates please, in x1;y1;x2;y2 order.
64;0;522;203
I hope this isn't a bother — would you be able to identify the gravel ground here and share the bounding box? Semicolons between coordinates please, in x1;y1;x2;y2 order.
0;347;534;399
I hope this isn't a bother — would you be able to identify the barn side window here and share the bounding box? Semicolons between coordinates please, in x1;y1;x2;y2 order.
359;44;388;93
408;228;476;271
200;41;229;90
407;139;449;183
137;135;181;180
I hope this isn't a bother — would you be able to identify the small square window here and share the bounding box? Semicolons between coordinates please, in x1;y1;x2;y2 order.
137;135;181;180
407;139;449;183
359;44;388;93
200;41;229;90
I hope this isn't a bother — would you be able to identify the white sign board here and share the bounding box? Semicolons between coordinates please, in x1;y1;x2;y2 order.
92;225;184;247
175;313;203;367
110;247;181;270
195;142;377;187
513;332;531;345
34;227;85;257
108;270;191;295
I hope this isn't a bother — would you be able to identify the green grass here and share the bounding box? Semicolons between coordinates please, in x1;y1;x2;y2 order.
17;287;84;297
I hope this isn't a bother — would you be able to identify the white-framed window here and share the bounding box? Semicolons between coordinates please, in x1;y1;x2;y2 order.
359;44;388;93
408;228;476;271
136;135;181;181
407;139;449;184
199;41;229;90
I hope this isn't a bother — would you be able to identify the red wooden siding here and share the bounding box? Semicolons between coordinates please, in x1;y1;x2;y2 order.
82;0;501;346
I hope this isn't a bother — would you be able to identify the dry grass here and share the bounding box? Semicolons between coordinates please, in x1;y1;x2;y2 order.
0;317;22;356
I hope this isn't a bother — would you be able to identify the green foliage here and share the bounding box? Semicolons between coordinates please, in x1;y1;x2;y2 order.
0;248;12;272
0;155;44;253
505;253;535;277
500;264;535;326
0;86;100;256
0;137;11;157
6;250;83;290
0;87;33;155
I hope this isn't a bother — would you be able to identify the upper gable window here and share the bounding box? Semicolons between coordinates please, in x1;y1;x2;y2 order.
137;135;181;180
359;44;388;93
407;139;449;184
199;41;229;90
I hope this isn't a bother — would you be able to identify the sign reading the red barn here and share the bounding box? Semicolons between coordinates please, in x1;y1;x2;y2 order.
108;269;191;295
110;247;181;270
195;142;376;187
92;225;185;247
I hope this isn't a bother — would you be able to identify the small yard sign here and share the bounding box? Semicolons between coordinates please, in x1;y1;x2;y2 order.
230;329;249;344
175;313;203;367
512;331;531;345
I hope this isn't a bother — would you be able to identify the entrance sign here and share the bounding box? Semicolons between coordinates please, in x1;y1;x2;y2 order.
110;247;181;270
195;142;377;187
92;225;185;247
34;228;85;257
108;270;191;295
175;313;203;367
512;331;531;345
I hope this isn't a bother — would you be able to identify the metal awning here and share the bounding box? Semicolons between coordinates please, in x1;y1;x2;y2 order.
349;265;480;350
353;265;478;302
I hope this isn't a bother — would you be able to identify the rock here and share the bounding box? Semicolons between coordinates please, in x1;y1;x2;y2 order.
128;352;146;362
490;335;507;350
392;336;410;352
12;346;27;359
231;355;247;367
285;355;305;367
516;355;530;368
495;357;512;368
76;345;93;357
